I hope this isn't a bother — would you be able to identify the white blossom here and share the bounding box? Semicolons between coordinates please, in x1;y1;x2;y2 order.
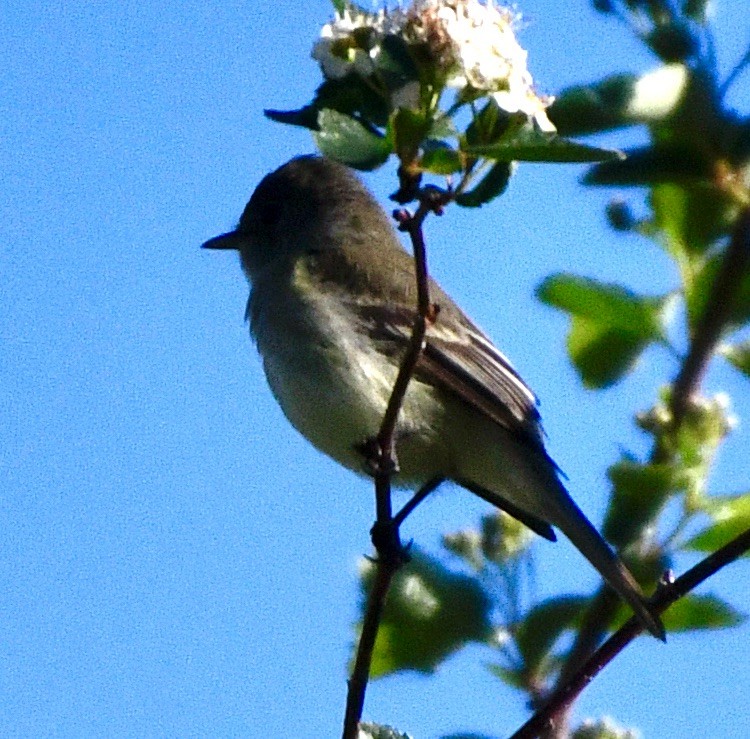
311;1;554;130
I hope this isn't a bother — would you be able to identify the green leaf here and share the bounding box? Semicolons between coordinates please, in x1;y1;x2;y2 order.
683;0;711;22
646;23;699;63
721;341;750;377
538;274;671;334
548;73;645;136
266;73;393;132
331;0;347;14
549;66;688;137
572;716;642;739
428;115;458;140
464;100;514;147
604;461;676;548
486;662;528;690
313;109;391;170
538;275;673;388
583;146;713;186
455;161;512;207
648;183;733;264
567;319;651;388
663;594;745;632
686;493;750;553
421;145;463;174
358;549;493;677
465;128;622;163
515;596;588;675
317;76;392;128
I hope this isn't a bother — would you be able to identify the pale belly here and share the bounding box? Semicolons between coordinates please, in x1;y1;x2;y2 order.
256;312;452;485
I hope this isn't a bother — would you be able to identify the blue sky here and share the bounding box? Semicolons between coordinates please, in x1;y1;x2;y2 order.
1;1;749;737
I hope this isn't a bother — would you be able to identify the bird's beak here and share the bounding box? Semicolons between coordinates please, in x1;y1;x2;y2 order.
201;231;243;250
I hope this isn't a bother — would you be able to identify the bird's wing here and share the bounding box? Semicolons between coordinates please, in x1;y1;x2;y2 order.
354;301;545;451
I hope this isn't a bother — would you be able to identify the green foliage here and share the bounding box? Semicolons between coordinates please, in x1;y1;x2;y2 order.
455;161;512;207
464;127;623;163
359;549;493;677
314;109;391;170
572;716;640;739
686;493;750;553
268;4;618;205
537;275;672;388
662;594;745;631
513;597;589;681
721;341;750;378
604;461;676;548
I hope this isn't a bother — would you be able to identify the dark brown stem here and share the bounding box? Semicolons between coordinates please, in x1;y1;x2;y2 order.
512;526;750;739
342;186;451;739
669;205;750;429
343;561;398;737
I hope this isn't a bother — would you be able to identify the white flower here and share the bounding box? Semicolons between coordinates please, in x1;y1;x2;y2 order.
311;6;406;80
404;0;554;129
311;1;554;129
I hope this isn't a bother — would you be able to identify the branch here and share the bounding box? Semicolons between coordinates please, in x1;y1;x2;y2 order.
668;205;750;430
512;526;750;739
342;185;451;739
543;205;750;733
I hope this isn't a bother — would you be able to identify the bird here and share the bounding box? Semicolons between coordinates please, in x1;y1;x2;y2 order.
203;155;665;640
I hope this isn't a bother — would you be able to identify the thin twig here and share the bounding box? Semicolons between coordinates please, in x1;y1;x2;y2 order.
343;560;398;736
512;526;750;739
341;185;451;739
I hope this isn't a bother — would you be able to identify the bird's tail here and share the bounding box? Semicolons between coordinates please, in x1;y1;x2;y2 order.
544;489;665;641
467;477;665;641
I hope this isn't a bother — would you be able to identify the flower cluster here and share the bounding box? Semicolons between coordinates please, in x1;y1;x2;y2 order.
312;0;555;131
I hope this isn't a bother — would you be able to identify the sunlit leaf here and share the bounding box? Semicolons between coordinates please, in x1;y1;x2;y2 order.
686;492;750;553
486;663;528;690
549;66;687;137
421;145;463;174
537;274;673;387
721;341;750;378
566;319;649;388
359;723;412;739
538;275;670;335
663;594;745;632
